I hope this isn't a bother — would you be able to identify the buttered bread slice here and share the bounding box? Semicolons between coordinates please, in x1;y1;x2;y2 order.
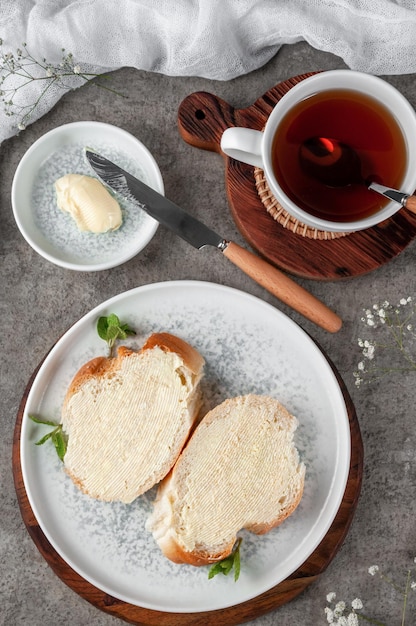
61;332;204;503
146;394;305;565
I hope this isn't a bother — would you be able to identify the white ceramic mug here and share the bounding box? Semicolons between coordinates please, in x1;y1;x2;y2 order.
220;70;416;232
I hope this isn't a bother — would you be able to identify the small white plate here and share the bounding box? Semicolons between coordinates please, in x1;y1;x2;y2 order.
11;121;163;271
21;281;351;613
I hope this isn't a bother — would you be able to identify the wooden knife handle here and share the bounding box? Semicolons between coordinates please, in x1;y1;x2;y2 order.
404;195;416;214
222;242;342;333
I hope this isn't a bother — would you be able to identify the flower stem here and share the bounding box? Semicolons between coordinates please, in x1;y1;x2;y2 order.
357;614;386;625
401;569;411;626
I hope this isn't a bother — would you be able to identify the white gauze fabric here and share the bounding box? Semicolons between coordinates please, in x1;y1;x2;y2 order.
1;0;416;143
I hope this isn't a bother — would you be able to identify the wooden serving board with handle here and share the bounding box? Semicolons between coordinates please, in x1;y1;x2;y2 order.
13;345;363;626
177;73;416;280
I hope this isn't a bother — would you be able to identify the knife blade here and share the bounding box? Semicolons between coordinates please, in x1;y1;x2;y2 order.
85;149;342;333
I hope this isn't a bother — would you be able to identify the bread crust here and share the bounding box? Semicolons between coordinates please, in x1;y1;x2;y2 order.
157;529;235;566
141;332;204;376
63;355;115;399
63;332;204;413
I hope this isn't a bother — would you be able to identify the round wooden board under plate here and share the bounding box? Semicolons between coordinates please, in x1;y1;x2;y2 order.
177;73;416;280
13;346;363;625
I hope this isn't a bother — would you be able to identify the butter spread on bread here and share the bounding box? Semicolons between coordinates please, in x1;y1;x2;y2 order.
146;394;305;566
61;332;204;503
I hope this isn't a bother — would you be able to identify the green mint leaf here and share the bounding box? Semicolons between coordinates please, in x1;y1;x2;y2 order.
106;313;121;328
29;415;67;462
208;562;223;579
29;414;58;427
96;314;136;356
233;541;241;581
120;323;136;337
51;428;67;461
35;431;54;446
220;557;234;575
96;316;109;340
208;538;242;582
106;324;121;342
208;559;233;579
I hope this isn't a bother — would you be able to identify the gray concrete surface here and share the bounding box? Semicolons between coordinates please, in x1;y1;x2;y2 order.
2;42;416;625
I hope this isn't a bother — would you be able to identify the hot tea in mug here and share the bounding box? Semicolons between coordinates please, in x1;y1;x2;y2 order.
271;89;407;222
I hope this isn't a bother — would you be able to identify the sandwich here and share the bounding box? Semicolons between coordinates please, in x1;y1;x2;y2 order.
146;394;305;565
61;332;204;503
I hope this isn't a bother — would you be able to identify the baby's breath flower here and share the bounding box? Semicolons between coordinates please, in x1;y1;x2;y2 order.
0;38;123;130
363;308;377;327
362;342;375;360
355;297;416;386
325;606;335;623
334;600;346;617
327;559;415;625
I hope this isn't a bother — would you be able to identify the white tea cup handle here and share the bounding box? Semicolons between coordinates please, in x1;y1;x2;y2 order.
220;128;265;168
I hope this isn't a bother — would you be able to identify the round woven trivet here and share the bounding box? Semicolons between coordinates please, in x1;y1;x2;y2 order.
254;167;349;240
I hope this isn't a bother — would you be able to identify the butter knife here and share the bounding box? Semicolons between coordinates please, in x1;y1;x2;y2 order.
85;149;342;333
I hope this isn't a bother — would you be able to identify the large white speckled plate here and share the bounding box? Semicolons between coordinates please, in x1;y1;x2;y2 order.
12;121;162;271
20;281;350;613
